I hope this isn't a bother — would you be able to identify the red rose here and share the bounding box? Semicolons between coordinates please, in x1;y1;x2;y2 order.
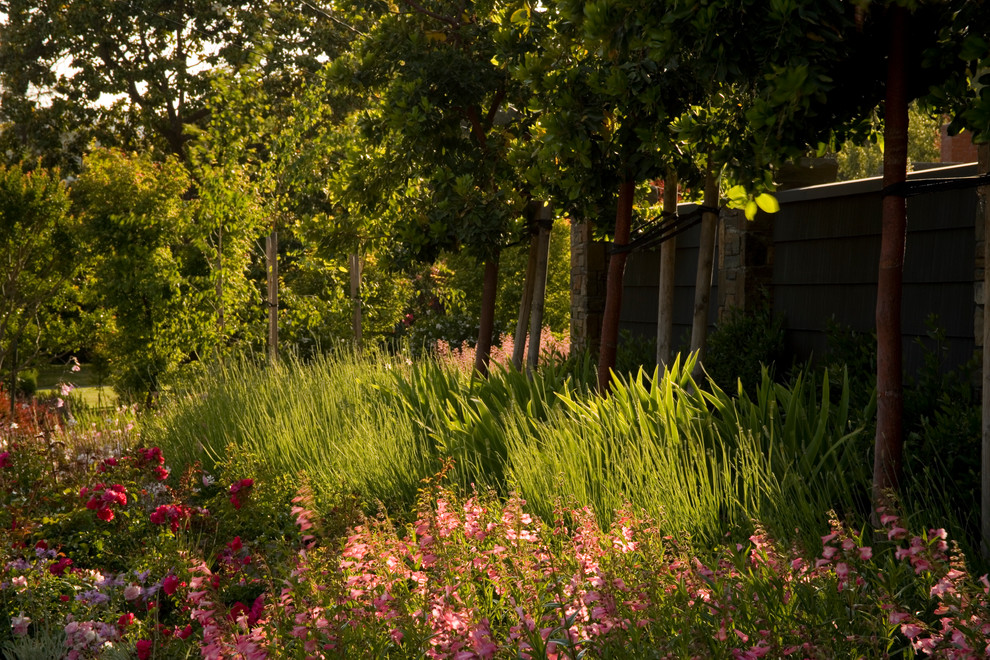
136;639;153;660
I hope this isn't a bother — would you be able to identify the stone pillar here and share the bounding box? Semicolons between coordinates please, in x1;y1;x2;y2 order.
570;219;608;357
717;207;774;319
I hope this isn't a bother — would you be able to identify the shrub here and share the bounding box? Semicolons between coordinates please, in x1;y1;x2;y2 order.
704;303;785;394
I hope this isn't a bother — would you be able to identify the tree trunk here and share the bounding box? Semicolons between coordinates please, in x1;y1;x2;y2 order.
657;171;678;366
8;337;16;418
474;253;500;377
216;225;224;338
527;204;553;373
597;179;635;392
873;5;909;507
513;211;540;371
266;229;279;364
690;165;719;370
350;252;362;349
979;140;989;558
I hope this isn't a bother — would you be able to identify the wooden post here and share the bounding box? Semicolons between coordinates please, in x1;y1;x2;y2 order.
690;164;719;369
266;229;279;364
873;5;908;507
350;253;362;349
513;206;540;371
474;253;500;377
979;140;990;558
657;171;678;366
527;203;553;373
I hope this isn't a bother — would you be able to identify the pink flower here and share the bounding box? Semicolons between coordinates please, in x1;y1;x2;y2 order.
858;546;873;560
888;611;910;625
901;623;924;639
124;584;142;600
0;452;10;469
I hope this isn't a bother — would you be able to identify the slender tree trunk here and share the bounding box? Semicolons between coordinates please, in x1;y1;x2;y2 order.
513;212;540;371
8;337;16;418
978;141;989;558
873;5;909;507
527;204;553;373
266;229;279;364
216;225;224;338
474;253;500;377
690;165;719;370
657;171;678;366
350;253;362;349
597;179;635;392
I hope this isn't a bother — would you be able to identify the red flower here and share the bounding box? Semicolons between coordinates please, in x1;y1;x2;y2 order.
138;447;164;465
154;466;169;481
162;574;179;596
96;507;114;522
59;594;70;602
136;639;153;660
0;452;10;468
48;558;73;576
227;536;243;552
228;601;247;621
228;479;254;509
176;624;193;639
117;613;135;628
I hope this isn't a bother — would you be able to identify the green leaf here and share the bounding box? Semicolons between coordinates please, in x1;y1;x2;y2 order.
510;8;529;24
755;193;780;214
726;185;748;203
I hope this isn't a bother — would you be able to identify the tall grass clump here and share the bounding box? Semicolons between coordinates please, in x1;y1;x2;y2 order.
506;354;870;548
145;349;436;511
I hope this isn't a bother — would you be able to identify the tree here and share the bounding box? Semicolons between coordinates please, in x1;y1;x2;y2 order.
0;0;354;166
71;149;207;402
0;163;80;380
330;0;544;374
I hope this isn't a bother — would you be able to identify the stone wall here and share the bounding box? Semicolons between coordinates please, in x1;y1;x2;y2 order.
716;208;774;319
570;219;608;357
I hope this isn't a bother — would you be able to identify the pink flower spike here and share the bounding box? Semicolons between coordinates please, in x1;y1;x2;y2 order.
887;526;908;540
901;623;923;639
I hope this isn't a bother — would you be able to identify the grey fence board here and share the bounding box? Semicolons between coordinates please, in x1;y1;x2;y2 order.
619;162;979;375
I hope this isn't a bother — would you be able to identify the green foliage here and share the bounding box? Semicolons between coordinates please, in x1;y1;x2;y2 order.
149;348;869;549
836;102;943;181
0;164;82;375
71;149;212;402
705;304;786;395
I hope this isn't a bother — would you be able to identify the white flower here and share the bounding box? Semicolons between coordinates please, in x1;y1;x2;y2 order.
123;584;142;600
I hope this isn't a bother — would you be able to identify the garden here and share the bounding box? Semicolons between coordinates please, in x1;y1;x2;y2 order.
3;0;990;658
2;341;990;659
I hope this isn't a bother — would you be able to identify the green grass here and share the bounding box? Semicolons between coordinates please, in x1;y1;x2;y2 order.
145;348;876;551
36;362;116;409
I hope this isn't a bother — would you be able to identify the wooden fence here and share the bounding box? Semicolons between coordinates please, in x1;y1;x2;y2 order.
620;163;980;374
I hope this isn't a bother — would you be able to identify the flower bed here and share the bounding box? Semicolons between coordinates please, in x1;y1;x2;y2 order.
2;416;989;658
